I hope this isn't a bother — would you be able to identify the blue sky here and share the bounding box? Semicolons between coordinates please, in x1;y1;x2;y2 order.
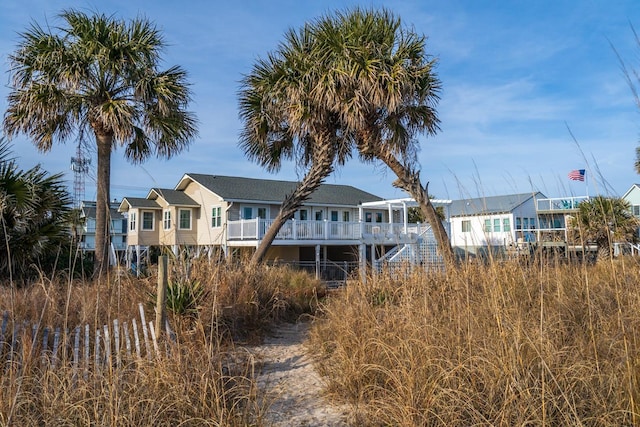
1;0;639;203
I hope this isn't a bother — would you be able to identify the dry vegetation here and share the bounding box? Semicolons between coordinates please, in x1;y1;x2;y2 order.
3;253;640;426
309;256;640;426
0;259;325;426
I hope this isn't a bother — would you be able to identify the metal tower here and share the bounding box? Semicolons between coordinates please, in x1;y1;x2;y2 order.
70;143;91;208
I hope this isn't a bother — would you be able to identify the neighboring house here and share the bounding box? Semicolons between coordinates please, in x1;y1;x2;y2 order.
119;174;388;273
448;192;546;255
622;184;640;220
77;200;127;259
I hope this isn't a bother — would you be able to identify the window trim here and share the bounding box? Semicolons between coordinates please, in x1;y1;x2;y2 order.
163;209;172;230
178;208;192;230
129;212;137;232
211;206;222;228
141;211;154;231
461;220;471;233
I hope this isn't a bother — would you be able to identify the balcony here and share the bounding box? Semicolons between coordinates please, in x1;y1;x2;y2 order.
536;196;589;213
227;219;428;242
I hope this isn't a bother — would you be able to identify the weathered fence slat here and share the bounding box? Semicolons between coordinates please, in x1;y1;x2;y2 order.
114;319;121;368
0;304;167;374
51;327;61;369
139;304;151;361
132;318;141;360
149;321;159;358
123;321;132;359
103;324;111;367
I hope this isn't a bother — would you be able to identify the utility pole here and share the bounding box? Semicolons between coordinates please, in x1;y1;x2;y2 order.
70;143;91;208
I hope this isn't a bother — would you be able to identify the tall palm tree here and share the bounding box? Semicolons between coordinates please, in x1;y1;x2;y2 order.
310;8;454;266
239;8;454;266
569;196;639;260
3;10;197;278
239;25;353;264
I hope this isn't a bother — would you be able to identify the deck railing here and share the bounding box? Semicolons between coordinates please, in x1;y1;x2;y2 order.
536;196;589;212
227;219;428;241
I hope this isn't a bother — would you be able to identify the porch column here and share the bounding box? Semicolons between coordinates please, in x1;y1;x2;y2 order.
402;201;408;234
359;243;366;284
315;244;321;280
388;203;393;233
135;245;141;278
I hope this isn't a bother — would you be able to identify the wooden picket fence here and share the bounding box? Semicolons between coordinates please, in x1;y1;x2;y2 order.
0;303;175;376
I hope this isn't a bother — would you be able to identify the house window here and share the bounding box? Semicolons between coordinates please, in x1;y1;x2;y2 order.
523;217;529;229
331;210;339;221
375;212;383;223
503;218;511;232
242;207;252;220
633;205;640;217
179;209;191;230
493;218;501;232
211;206;221;227
462;220;471;232
365;212;372;222
516;217;522;230
484;219;492;232
343;211;350;222
142;211;154;231
129;212;136;231
242;206;267;220
530;218;536;229
299;209;308;221
163;210;171;230
315;210;323;221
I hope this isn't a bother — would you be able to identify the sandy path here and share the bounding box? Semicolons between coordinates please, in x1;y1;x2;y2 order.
249;321;350;426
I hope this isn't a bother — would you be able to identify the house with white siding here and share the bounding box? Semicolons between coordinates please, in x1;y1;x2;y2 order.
448;192;546;256
77;200;127;262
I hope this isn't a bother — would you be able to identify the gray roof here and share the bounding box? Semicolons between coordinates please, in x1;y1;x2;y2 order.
449;192;545;217
148;188;199;206
181;174;383;206
81;206;123;220
120;197;162;210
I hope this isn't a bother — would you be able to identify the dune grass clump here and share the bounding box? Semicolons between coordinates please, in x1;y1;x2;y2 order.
309;257;640;426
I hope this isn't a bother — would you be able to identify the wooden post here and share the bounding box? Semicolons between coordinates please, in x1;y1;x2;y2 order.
155;255;168;339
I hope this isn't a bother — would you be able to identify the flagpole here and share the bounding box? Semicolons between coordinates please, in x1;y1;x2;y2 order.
585;169;589;198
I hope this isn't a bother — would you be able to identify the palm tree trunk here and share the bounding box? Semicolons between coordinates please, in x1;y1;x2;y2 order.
93;133;112;279
376;148;455;268
250;147;335;265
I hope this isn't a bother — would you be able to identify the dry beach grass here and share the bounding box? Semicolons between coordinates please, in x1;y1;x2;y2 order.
2;255;640;425
309;256;640;425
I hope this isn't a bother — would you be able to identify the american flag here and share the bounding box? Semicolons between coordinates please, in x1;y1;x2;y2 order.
568;169;585;181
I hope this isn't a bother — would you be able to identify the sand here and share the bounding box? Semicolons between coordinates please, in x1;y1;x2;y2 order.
248;321;350;426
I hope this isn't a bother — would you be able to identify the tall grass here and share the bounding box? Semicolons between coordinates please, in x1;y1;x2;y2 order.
0;257;325;426
309;257;640;426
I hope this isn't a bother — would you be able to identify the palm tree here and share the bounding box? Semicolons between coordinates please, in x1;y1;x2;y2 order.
3;10;197;278
312;8;454;265
0;138;72;280
239;8;454;266
569;196;639;260
239;24;353;264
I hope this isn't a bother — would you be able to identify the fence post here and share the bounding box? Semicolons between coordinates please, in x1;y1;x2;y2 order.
155;255;168;338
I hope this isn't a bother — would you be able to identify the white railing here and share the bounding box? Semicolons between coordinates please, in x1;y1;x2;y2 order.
227;219;425;241
537;196;589;212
